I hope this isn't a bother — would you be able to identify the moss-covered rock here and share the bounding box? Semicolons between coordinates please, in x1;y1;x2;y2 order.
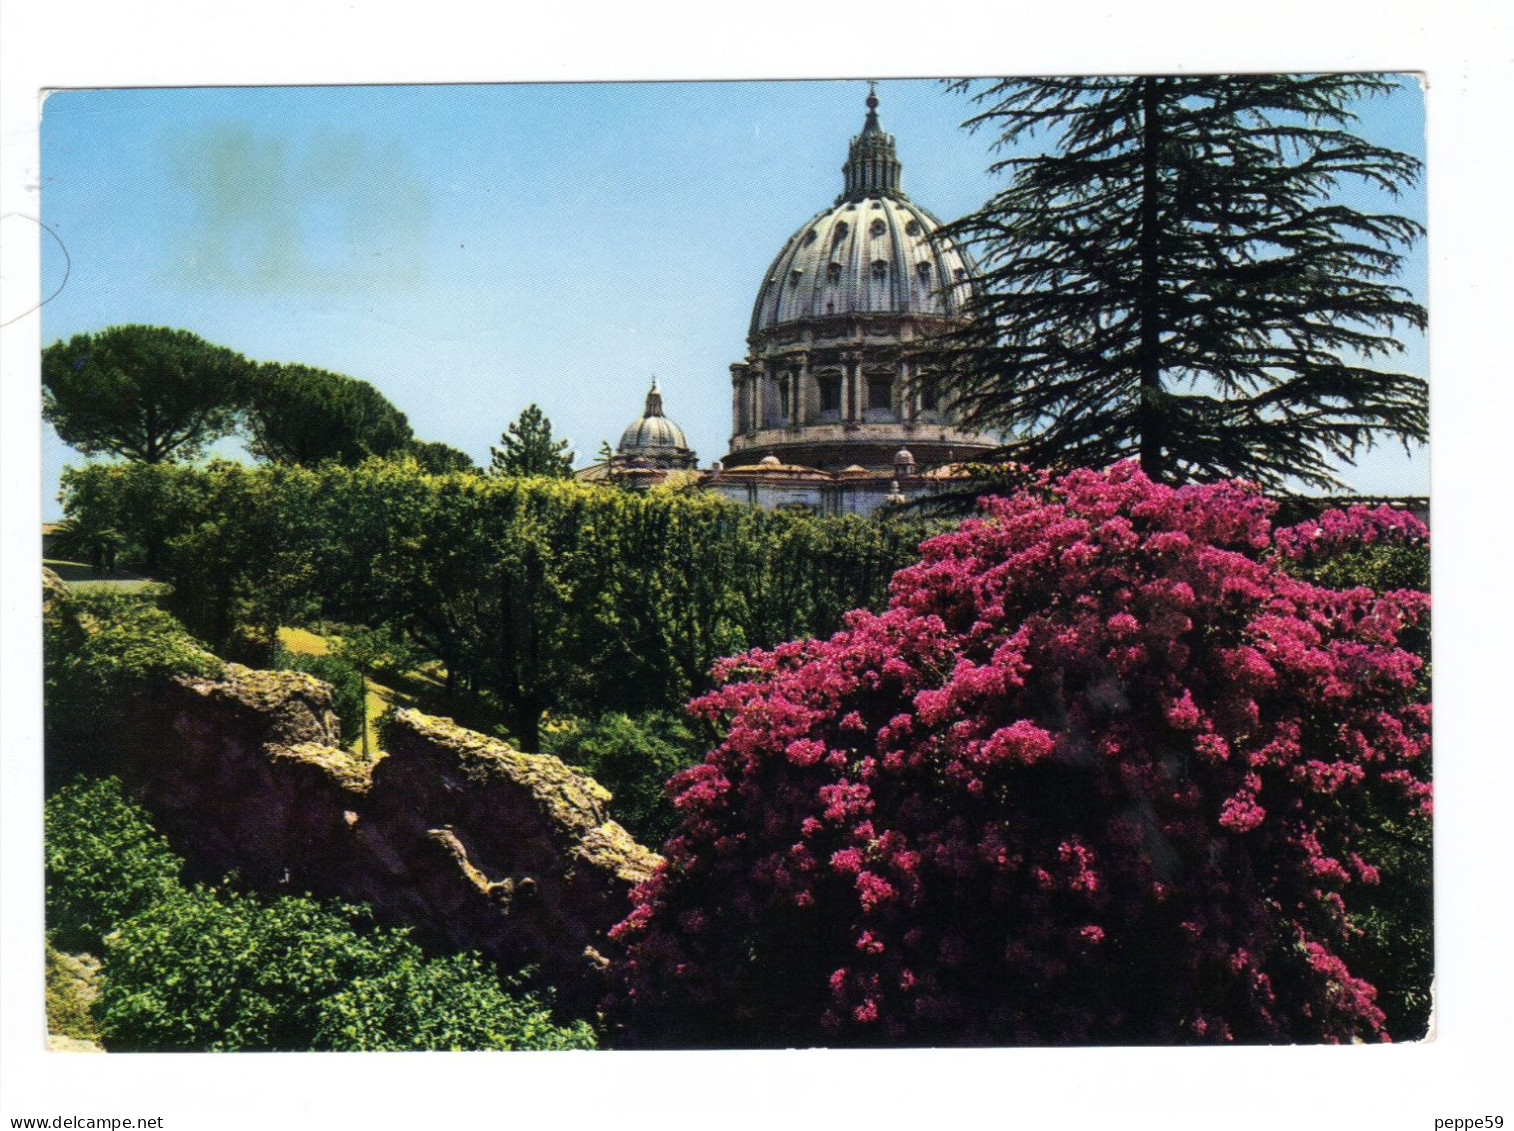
45;941;101;1046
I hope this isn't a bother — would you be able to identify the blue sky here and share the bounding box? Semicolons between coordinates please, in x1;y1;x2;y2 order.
39;76;1427;515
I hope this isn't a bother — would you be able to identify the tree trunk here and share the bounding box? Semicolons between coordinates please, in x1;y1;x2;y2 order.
1136;77;1167;482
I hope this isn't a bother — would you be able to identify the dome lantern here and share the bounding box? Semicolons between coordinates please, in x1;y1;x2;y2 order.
643;378;665;418
840;82;904;203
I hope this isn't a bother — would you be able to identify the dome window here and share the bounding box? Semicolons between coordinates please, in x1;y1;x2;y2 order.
871;259;889;280
827;262;842;284
954;267;967;281
832;222;849;246
817;373;842;419
865;374;896;422
870;218;887;237
803;228;818;245
916;261;932;283
790;268;804;285
905;219;921;237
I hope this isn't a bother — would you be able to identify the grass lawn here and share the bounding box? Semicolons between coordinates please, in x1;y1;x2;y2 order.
44;559;160;594
278;626;329;656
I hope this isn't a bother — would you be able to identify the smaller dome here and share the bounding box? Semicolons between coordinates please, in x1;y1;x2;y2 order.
759;454;781;466
617;380;696;470
893;448;916;466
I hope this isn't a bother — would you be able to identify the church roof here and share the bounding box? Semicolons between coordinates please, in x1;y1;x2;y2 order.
749;90;977;337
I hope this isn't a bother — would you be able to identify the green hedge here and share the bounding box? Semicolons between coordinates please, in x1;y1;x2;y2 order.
58;460;931;749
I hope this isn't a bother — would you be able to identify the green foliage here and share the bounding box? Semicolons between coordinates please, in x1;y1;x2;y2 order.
45;588;218;708
1273;526;1431;1037
1289;540;1429;595
272;643;366;748
45;774;588;1051
490;403;574;478
60;460;926;749
314;952;596;1051
43;325;251;463
328;622;425;681
1339;799;1433;1040
98;887;404;1051
44;587;221;776
99;887;593;1052
930;75;1426;490
44;776;185;952
244;361;413;466
406;439;477;473
59;460;199;573
545;711;707;846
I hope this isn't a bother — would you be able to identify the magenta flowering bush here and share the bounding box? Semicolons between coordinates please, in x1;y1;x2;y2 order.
1273;503;1428;566
607;464;1431;1047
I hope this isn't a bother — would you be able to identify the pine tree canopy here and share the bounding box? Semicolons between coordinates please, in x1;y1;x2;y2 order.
490;404;574;478
42;325;251;464
925;74;1427;491
244;362;413;466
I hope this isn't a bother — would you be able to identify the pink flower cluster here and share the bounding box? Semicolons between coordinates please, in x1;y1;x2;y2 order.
607;464;1431;1047
1273;504;1427;565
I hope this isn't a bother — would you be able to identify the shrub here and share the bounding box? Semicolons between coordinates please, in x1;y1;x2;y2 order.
45;776;185;952
44;589;221;779
1274;504;1430;595
100;888;595;1052
1272;504;1433;1039
608;464;1431;1047
47;775;592;1051
315;953;595;1051
100;888;408;1051
544;711;707;847
45;588;220;713
59;459;927;735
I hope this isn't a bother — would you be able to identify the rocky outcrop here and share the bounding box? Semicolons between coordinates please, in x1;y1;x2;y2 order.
46;943;103;1052
129;665;660;1012
43;566;69;610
